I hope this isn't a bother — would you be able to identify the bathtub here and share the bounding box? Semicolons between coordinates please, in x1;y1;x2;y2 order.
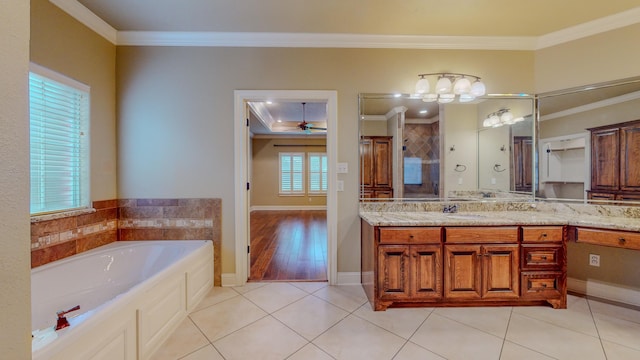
31;240;213;360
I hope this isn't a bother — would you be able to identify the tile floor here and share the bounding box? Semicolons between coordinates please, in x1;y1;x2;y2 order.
151;282;640;360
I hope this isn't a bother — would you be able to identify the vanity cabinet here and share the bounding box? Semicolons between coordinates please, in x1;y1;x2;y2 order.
376;227;442;303
444;227;519;300
575;227;640;251
361;221;567;311
520;226;566;307
360;136;393;199
588;120;640;201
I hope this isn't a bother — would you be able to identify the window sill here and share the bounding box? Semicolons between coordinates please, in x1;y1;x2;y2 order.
31;208;96;223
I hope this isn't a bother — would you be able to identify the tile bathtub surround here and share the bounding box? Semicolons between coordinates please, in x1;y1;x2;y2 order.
30;198;222;286
30;199;119;267
118;198;222;286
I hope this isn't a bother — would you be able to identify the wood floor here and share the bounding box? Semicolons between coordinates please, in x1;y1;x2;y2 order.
250;210;327;281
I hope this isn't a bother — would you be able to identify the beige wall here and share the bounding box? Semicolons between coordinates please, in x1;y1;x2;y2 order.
116;47;534;274
251;137;327;207
0;0;31;357
30;0;117;202
535;23;640;92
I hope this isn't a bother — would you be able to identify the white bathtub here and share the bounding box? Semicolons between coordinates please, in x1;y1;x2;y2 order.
31;240;213;360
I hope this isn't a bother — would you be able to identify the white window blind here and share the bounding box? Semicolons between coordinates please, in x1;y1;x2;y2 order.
29;65;90;214
308;153;328;193
279;152;304;194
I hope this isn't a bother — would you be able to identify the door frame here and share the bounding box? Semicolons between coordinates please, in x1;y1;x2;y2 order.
234;90;338;286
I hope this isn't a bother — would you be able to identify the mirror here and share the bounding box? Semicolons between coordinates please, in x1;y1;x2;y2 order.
359;93;535;202
537;76;640;204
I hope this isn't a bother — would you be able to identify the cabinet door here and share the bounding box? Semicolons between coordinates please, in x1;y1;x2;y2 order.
444;245;482;300
377;245;410;300
482;245;519;299
410;245;442;299
591;128;620;190
360;138;373;187
620;124;640;191
373;138;393;188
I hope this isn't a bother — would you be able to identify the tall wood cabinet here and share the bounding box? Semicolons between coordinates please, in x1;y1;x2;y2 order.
360;136;393;199
513;136;533;192
588;120;640;201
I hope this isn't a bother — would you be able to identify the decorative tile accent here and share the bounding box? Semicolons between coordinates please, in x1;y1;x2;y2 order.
30;198;222;286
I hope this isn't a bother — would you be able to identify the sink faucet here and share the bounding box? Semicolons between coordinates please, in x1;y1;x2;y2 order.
443;204;458;213
55;305;80;331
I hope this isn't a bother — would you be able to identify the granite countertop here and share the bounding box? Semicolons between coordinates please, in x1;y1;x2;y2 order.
359;202;640;232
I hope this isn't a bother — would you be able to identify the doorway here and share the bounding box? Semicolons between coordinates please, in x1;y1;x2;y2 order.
234;90;338;286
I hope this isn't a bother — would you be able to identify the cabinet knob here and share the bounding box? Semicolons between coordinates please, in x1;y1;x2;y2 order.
542;233;547;237
541;256;547;260
542;283;548;288
619;237;626;244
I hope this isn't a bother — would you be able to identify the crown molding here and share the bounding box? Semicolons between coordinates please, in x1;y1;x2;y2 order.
117;31;538;50
49;0;117;44
536;7;640;49
53;1;640;50
540;90;640;121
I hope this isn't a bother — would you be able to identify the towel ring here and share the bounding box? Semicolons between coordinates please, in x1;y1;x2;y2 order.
454;164;467;172
493;164;507;172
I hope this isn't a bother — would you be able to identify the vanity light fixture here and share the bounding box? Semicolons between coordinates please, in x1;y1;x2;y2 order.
415;72;486;103
482;108;525;128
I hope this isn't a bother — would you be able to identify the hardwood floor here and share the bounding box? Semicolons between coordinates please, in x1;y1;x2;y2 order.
250;210;327;281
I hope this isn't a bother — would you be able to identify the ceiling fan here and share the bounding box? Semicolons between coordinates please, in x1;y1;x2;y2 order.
296;102;327;133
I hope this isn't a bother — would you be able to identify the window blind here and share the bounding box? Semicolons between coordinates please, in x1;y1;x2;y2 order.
29;68;90;214
279;152;304;194
308;153;328;193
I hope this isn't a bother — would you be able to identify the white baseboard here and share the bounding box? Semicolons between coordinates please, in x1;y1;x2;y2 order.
336;272;361;285
250;205;327;211
568;277;640;307
220;272;361;286
221;273;238;287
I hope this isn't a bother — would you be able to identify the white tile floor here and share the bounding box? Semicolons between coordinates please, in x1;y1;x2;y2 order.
151;283;640;360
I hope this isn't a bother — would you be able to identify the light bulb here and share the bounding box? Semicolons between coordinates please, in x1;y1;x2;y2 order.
470;80;486;96
489;114;500;127
435;76;452;94
421;93;438;102
459;93;475;103
453;77;471;94
415;77;430;94
500;111;515;124
437;93;455;103
483;118;492;127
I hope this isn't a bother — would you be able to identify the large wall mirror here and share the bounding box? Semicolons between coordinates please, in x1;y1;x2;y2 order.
359;93;535;202
536;76;640;204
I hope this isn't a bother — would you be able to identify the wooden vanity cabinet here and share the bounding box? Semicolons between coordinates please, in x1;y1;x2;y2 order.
575;227;640;251
375;227;442;307
444;227;519;301
362;221;567;311
520;226;567;308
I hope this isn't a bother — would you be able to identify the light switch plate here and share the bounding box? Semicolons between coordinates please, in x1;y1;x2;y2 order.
337;162;348;174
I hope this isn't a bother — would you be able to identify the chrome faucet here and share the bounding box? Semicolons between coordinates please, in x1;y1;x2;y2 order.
443;204;458;213
55;305;80;331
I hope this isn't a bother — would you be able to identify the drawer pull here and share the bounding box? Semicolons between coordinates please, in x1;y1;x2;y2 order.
541;256;547;260
542;233;547;237
542;283;548;288
409;235;414;239
619;237;626;244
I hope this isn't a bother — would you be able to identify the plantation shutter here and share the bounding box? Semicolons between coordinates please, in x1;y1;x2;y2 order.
279;152;304;194
308;153;328;193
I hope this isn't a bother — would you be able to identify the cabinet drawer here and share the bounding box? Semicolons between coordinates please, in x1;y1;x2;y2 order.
521;272;564;300
379;227;441;244
576;228;640;250
522;226;563;243
445;227;518;243
521;245;563;270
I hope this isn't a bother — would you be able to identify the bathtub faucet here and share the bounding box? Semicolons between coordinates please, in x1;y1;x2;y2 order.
55;305;80;331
